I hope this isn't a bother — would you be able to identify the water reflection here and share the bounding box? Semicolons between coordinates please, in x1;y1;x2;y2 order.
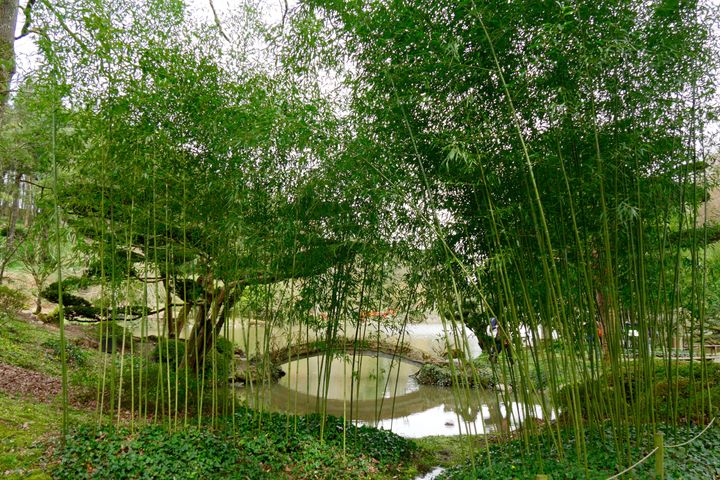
242;354;553;438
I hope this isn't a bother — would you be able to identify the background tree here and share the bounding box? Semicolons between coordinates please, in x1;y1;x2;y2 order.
18;203;74;314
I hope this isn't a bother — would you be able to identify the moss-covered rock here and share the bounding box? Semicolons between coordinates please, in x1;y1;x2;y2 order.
413;361;494;388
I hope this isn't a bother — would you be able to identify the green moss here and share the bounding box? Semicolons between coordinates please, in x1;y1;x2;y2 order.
0;318;63;375
0;394;88;480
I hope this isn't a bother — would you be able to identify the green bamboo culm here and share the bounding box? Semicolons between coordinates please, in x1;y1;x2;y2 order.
50;71;68;438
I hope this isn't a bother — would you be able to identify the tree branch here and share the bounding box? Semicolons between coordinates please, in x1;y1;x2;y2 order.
15;0;37;41
20;177;47;191
37;0;91;53
208;0;230;42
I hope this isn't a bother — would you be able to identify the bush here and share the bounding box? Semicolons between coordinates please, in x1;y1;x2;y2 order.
151;338;186;369
40;280;91;307
415;363;455;387
42;304;102;324
128;337;235;416
151;337;233;378
414;360;494;388
0;285;26;317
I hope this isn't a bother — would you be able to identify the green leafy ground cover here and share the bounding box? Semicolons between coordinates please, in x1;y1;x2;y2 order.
0;313;422;479
54;409;417;480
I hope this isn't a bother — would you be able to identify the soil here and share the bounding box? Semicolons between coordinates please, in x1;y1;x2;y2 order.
0;363;62;403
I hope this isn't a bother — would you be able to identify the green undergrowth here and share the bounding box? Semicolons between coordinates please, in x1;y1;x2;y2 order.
0;316;97;377
438;423;720;479
0;316;100;402
558;360;720;424
54;407;418;479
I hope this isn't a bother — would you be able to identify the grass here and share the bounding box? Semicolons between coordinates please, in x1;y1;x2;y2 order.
0;316;77;376
0;314;99;479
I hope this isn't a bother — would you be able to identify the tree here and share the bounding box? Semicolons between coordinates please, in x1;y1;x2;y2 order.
18;206;73;314
42;20;366;370
0;0;18;115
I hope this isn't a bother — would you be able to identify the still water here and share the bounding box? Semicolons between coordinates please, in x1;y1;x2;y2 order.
241;353;552;438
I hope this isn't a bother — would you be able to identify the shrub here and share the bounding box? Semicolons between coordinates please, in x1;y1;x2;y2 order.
42;338;89;367
415;363;454;387
558;360;720;424
414;361;494;388
43;304;102;324
151;337;233;378
40;280;91;306
130;337;235;416
0;285;26;317
151;338;186;369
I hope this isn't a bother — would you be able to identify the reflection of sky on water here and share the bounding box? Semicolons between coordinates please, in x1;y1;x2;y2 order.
364;401;555;439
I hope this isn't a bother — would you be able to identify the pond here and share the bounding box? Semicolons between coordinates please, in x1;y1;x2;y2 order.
240;353;553;438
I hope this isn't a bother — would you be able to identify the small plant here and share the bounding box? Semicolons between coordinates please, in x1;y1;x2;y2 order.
42;338;89;367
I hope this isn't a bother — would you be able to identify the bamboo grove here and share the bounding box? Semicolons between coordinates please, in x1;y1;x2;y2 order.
1;0;719;477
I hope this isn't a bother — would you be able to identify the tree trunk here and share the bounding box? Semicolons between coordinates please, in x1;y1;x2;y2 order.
183;285;237;372
173;302;192;336
184;289;213;371
213;286;240;338
22;178;32;227
0;171;23;284
0;0;18;117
